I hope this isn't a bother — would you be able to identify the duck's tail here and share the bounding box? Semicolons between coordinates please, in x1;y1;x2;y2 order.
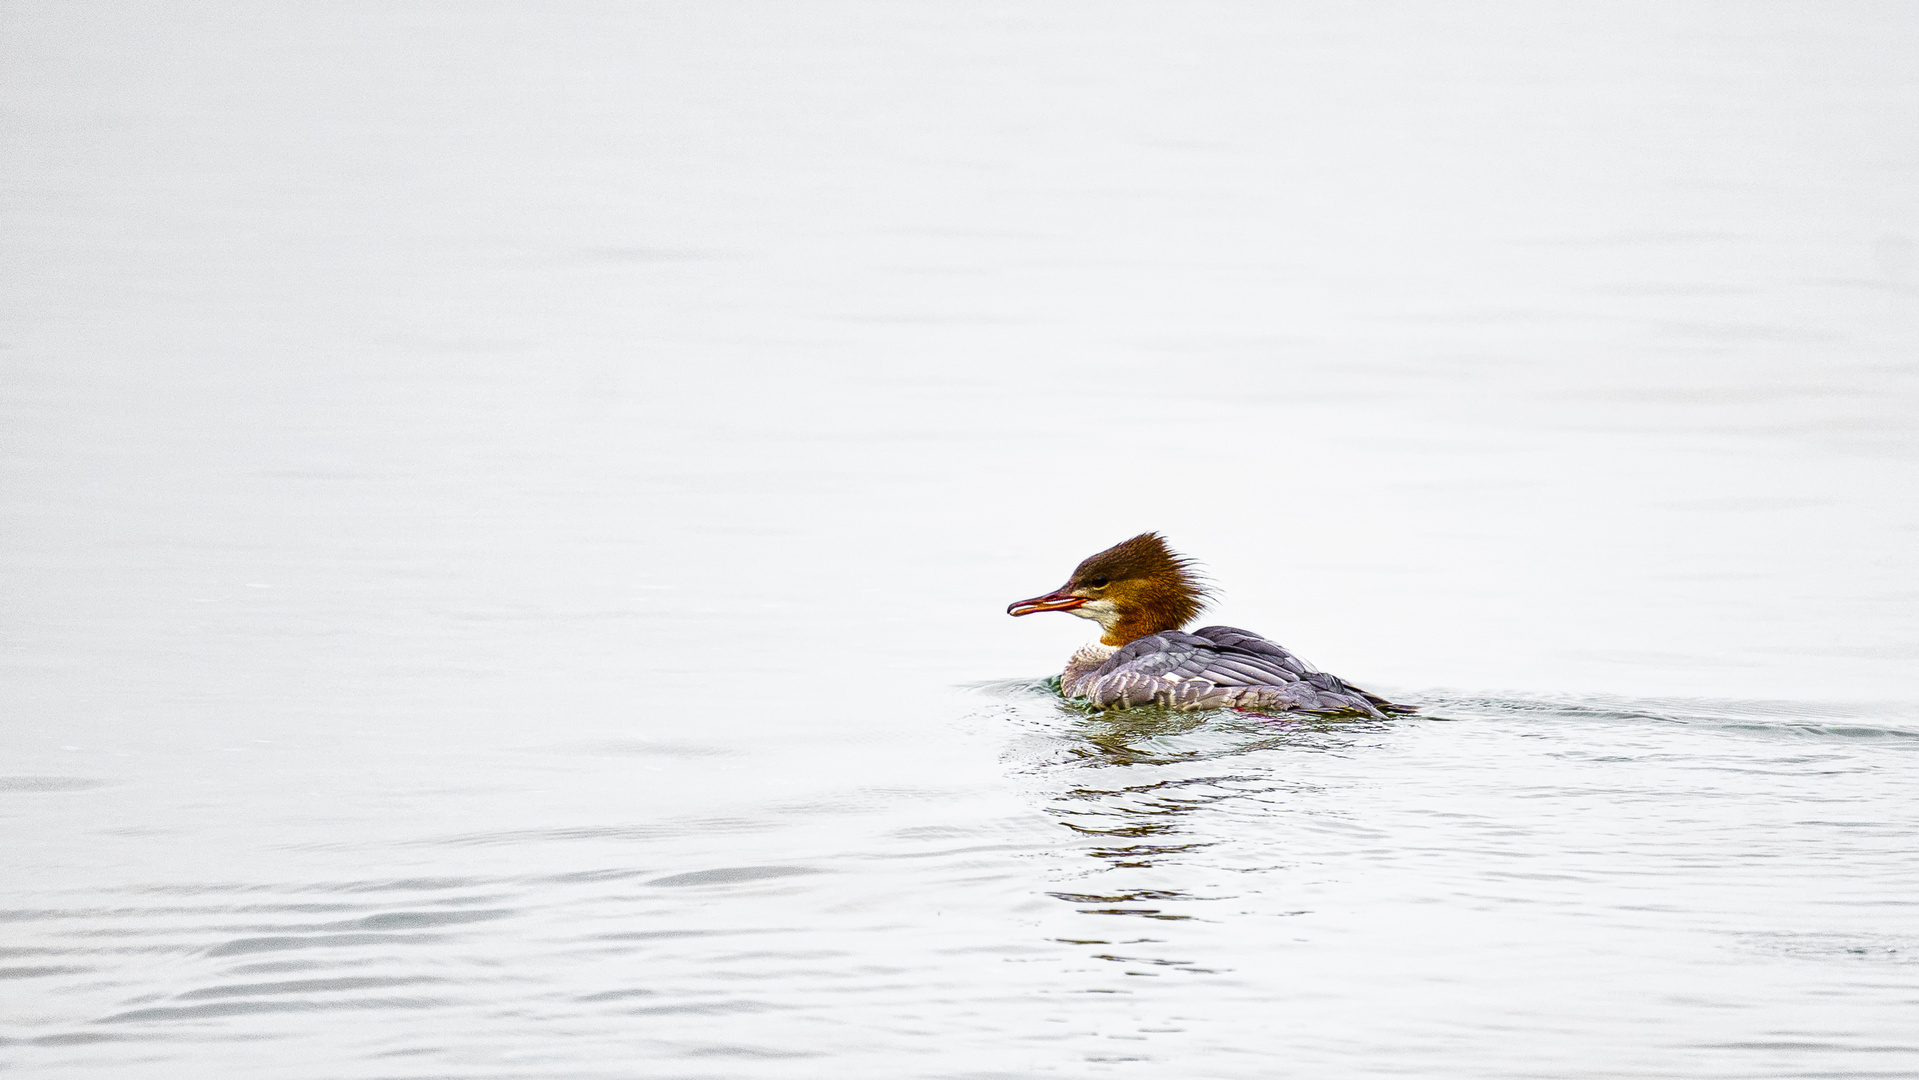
1362;688;1418;715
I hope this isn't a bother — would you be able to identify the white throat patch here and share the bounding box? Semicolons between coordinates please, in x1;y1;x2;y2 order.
1068;597;1121;633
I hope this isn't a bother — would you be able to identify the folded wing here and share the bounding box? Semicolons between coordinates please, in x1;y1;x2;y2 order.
1068;625;1407;716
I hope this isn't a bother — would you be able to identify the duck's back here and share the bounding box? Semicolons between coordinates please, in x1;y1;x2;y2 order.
1063;625;1408;717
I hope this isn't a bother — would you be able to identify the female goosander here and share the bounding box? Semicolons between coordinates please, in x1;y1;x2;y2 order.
1008;532;1410;717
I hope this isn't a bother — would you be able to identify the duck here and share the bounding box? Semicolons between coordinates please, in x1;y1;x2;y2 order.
1007;532;1411;717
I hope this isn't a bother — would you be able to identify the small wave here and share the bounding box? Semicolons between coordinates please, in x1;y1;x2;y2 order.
173;975;443;1001
1416;690;1919;740
1738;931;1919;964
421;819;770;849
202;932;447;958
98;996;448;1024
0;776;115;794
963;676;1062;699
645;865;821;888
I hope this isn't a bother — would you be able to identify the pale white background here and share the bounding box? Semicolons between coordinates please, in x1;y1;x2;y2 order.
4;3;1916;1077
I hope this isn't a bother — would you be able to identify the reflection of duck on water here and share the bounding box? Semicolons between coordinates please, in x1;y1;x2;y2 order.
1008;532;1412;717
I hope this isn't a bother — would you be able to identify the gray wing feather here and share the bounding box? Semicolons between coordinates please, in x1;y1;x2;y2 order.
1074;625;1404;717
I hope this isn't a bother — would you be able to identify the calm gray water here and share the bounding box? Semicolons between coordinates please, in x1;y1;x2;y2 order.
4;3;1918;1077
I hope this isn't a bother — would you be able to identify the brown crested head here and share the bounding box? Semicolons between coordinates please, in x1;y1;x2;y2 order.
1006;532;1214;646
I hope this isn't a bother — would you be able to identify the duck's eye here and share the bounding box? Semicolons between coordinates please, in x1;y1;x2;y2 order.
1088;577;1109;589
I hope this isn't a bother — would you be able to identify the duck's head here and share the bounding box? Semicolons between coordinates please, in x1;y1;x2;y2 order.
1006;532;1213;647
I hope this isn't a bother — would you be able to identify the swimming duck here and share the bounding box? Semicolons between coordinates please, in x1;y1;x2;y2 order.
1007;532;1410;716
